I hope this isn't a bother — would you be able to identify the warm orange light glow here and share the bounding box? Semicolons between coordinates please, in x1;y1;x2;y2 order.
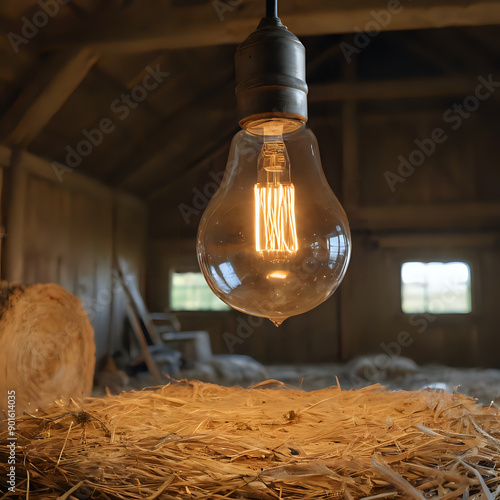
267;271;288;279
255;182;298;262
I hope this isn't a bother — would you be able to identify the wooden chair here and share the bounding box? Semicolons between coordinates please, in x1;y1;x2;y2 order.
114;259;212;380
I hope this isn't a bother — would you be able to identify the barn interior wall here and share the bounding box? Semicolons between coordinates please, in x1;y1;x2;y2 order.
148;93;500;368
341;99;500;369
342;234;500;368
1;149;147;366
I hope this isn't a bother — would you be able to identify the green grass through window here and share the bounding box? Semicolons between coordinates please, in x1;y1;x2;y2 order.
170;272;230;311
401;262;471;314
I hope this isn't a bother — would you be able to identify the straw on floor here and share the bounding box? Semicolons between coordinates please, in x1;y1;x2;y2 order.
1;380;499;499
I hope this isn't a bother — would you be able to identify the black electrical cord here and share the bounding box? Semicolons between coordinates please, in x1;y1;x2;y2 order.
266;0;278;18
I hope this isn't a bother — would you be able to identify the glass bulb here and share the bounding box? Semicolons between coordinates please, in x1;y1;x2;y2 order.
197;118;351;326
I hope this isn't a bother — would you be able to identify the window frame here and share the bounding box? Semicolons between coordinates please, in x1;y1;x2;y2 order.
398;255;478;318
168;268;231;313
400;261;473;315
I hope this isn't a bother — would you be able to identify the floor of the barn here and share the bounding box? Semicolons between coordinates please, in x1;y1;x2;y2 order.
266;362;500;405
94;356;500;407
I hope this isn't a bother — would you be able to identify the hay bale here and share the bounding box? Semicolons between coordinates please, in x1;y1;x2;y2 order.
0;283;95;414
1;381;499;499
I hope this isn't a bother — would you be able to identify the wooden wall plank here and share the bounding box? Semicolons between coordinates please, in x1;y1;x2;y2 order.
341;233;500;367
2;146;147;365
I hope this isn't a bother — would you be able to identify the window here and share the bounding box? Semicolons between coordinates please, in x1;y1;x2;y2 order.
170;272;230;311
401;262;471;314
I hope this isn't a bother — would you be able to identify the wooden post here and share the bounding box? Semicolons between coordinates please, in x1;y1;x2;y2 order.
342;101;359;209
0;167;3;279
341;47;359;209
5;150;27;283
339;46;359;361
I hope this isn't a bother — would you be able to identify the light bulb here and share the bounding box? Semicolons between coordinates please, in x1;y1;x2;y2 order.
197;9;351;325
197;117;351;326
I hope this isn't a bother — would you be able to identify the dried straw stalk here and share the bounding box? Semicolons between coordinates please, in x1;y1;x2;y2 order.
1;381;499;499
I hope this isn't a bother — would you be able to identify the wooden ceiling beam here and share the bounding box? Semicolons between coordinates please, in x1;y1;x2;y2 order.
147;131;236;201
0;47;99;147
108;76;235;188
416;30;495;74
128;113;237;197
119;72;499;195
40;1;500;54
120;107;237;196
0;47;99;148
308;76;500;102
463;26;500;60
399;32;462;76
350;203;500;230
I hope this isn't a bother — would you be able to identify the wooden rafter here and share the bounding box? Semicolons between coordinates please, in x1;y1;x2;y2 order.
463;26;500;60
108;78;236;189
350;203;500;230
92;64;164;120
147;125;238;200
121;109;237;196
31;0;500;54
118;73;500;195
0;47;99;147
416;30;495;74
399;32;462;76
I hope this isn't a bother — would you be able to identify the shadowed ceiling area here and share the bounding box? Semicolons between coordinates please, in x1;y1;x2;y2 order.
0;0;499;200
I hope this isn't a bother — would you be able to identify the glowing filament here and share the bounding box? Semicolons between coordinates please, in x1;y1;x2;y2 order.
267;271;288;279
255;183;298;261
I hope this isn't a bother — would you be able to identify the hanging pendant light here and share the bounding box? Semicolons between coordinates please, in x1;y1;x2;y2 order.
197;0;351;326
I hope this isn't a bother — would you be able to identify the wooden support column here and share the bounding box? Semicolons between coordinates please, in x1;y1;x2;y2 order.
342;102;359;209
339;47;360;361
5;150;27;283
341;46;359;209
0;167;3;279
0;145;10;280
